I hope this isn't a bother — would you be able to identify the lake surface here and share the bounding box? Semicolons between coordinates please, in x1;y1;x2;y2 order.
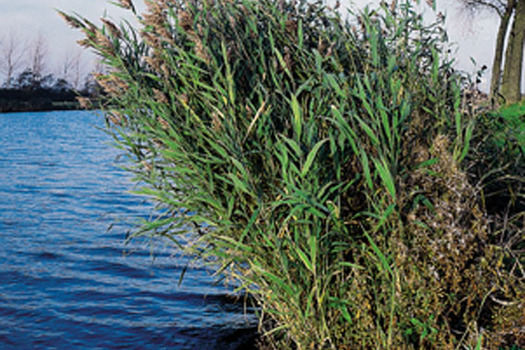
0;110;257;349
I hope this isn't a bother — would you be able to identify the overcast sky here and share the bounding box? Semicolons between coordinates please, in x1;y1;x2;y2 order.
0;0;500;90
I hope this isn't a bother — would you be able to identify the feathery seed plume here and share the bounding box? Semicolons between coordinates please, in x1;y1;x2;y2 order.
77;97;93;110
390;0;397;12
178;10;193;31
157;116;170;130
118;0;136;12
153;89;169;104
101;18;122;39
77;39;93;49
95;30;116;56
57;11;83;29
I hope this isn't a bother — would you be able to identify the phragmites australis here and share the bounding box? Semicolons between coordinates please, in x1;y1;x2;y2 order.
101;18;122;39
118;0;136;12
57;11;82;29
76;97;93;110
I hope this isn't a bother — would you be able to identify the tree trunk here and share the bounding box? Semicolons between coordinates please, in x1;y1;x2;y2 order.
501;0;525;104
490;0;516;105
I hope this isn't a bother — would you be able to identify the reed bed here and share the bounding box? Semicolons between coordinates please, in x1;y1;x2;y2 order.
62;0;524;348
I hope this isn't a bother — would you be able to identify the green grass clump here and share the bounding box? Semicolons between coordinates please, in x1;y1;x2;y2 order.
498;101;525;119
62;0;524;348
485;101;525;154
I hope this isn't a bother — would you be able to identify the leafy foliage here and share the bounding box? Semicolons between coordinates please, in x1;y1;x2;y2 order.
63;0;524;349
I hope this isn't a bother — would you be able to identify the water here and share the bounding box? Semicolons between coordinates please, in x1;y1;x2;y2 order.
0;110;257;349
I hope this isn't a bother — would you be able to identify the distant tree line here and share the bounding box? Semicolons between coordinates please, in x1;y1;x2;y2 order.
0;30;102;112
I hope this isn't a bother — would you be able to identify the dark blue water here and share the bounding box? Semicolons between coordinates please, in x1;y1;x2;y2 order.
0;110;257;349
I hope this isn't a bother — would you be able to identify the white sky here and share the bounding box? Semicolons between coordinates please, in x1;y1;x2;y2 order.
0;0;500;90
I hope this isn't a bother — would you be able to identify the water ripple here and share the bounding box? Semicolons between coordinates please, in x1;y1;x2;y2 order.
0;111;257;349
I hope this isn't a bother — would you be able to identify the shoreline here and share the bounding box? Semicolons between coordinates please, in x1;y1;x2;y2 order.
0;88;94;113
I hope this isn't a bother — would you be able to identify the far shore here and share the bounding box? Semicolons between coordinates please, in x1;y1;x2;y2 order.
0;88;95;113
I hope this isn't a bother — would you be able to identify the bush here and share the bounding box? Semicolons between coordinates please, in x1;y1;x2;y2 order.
62;0;524;348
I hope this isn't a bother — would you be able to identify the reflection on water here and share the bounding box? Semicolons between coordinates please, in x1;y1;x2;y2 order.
0;110;257;349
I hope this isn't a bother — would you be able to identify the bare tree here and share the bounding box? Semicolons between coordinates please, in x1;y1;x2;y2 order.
72;50;84;90
27;33;48;87
62;49;75;80
0;30;25;88
62;46;83;89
